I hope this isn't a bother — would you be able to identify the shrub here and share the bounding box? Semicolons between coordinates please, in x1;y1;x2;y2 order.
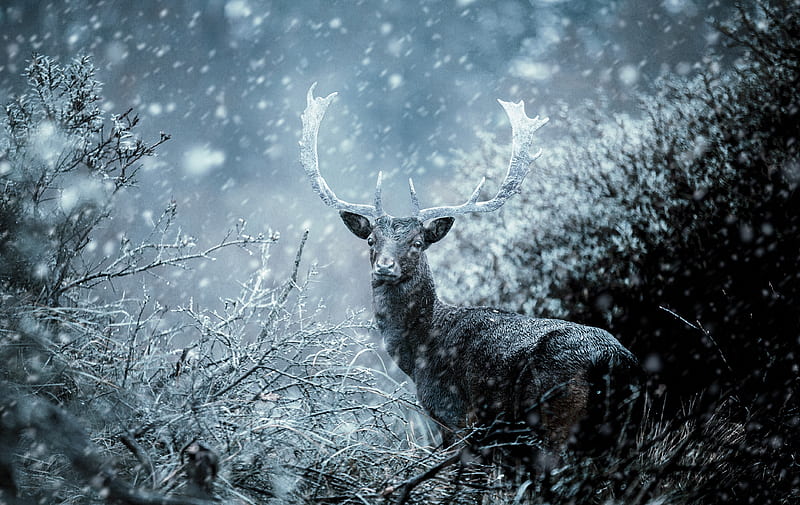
0;54;170;305
0;54;427;504
435;1;799;503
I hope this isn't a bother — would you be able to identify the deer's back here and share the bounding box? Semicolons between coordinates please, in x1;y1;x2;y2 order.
426;303;639;440
434;304;632;366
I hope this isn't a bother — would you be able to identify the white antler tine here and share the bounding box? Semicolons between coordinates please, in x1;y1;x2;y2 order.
497;98;549;169
409;178;420;214
299;84;379;218
467;177;486;204
306;81;317;103
415;98;548;221
374;171;385;216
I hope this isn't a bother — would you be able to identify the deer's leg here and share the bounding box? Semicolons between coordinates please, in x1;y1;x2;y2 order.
540;375;590;450
577;355;645;457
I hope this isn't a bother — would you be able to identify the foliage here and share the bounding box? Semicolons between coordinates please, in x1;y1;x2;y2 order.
436;1;799;502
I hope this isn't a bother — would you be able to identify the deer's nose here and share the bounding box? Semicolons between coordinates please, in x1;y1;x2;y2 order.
374;257;397;276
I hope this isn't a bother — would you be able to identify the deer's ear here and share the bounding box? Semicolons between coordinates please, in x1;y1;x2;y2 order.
340;211;373;239
424;217;454;244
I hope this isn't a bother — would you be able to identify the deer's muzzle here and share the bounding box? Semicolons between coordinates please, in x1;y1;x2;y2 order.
373;256;400;281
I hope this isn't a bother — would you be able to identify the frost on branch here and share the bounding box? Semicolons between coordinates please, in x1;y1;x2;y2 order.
1;54;169;305
0;55;430;505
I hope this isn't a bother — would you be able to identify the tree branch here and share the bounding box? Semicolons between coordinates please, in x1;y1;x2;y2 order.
381;452;462;505
0;383;217;505
59;235;274;295
216;231;309;397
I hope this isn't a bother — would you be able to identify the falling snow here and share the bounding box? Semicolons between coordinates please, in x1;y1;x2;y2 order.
1;1;797;503
183;145;226;176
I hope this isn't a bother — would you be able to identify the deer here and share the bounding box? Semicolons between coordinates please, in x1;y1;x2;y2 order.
299;84;643;464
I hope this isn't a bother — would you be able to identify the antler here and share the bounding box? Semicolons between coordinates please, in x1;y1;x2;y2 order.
300;84;548;221
414;99;549;222
300;83;385;218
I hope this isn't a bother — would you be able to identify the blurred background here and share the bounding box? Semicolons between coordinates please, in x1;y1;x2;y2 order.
0;0;733;316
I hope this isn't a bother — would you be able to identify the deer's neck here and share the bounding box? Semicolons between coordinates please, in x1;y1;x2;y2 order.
371;255;439;378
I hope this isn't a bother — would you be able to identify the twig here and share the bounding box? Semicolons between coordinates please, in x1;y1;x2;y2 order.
122;294;150;388
659;305;733;373
261;229;309;336
382;451;462;505
120;432;157;488
59;236;274;294
217;231;309;397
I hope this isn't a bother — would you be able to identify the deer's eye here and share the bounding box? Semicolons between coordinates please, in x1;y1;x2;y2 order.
412;240;424;249
367;237;375;246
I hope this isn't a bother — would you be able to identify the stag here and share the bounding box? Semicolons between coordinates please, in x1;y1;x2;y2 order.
299;84;642;459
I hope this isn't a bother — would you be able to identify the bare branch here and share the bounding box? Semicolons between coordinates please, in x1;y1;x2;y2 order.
120;432;157;489
381;451;462;505
58;235;274;295
217;231;310;397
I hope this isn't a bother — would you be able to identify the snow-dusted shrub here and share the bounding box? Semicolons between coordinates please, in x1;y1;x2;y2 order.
0;54;170;305
0;55;428;504
436;1;798;502
440;1;798;323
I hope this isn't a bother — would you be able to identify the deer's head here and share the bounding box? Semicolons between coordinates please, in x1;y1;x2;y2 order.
299;83;548;285
339;213;453;285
